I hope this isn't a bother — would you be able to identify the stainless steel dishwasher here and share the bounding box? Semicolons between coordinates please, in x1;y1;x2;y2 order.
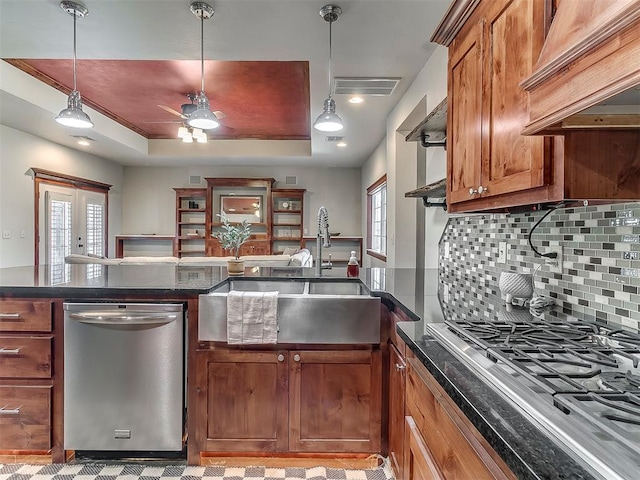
64;302;184;452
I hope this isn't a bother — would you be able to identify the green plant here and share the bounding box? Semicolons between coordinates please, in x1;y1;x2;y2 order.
213;213;252;259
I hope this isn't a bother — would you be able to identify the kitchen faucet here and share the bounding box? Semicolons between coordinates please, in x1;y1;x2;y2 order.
315;206;332;276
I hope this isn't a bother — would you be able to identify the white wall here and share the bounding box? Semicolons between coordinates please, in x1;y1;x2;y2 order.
0;125;124;267
122;165;361;239
361;45;449;269
361;140;387;269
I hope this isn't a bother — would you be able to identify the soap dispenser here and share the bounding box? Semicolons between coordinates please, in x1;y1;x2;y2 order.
347;250;359;278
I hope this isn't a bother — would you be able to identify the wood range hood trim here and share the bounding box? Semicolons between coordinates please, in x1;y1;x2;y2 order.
520;0;640;135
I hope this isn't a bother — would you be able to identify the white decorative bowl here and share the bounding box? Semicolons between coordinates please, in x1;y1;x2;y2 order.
499;272;533;303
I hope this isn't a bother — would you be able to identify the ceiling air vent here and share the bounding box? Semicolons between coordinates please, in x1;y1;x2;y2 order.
333;77;401;96
325;136;344;143
285;176;298;185
189;175;203;185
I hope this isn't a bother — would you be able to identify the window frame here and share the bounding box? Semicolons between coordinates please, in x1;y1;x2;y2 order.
366;174;387;262
32;168;111;266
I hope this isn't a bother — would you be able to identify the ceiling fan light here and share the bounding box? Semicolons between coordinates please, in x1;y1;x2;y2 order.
188;93;220;129
313;97;343;132
182;132;194;143
188;107;220;129
177;126;189;138
196;133;208;143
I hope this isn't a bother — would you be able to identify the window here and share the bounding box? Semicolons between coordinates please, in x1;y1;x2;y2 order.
367;175;387;261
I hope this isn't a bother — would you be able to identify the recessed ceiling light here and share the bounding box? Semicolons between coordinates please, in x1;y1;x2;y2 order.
348;96;364;104
71;135;94;146
336;141;347;148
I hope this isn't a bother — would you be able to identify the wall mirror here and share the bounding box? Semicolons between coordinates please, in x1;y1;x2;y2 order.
220;195;262;223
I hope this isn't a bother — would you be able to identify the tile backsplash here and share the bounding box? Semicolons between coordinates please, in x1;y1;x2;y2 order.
439;202;640;330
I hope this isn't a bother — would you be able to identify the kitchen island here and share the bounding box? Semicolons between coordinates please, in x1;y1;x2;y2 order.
0;264;599;478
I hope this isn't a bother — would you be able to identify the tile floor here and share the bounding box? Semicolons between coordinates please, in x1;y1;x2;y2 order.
0;463;394;480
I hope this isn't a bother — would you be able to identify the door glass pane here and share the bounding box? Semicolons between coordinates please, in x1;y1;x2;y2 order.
48;195;72;284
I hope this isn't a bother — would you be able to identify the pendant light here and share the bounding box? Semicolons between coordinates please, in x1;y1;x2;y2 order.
188;2;220;130
55;1;94;129
313;4;343;132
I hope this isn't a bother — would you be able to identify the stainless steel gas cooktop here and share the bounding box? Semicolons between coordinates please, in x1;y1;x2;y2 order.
427;310;640;480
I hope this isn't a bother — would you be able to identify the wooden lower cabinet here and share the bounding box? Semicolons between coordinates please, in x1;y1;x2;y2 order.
388;343;406;479
196;347;382;455
289;350;381;452
203;350;288;452
405;416;443;480
404;353;515;480
0;386;52;450
0;299;56;459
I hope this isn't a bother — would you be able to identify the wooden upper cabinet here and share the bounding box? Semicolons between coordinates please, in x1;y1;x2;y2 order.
448;19;483;204
444;0;552;211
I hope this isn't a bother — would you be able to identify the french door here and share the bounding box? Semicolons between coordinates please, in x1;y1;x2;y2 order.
38;184;106;266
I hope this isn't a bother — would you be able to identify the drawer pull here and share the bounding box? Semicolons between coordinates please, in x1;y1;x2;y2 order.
0;405;21;415
395;363;406;371
0;347;21;355
0;313;21;319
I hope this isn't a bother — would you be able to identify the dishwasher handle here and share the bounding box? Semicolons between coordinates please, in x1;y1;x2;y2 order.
68;311;179;325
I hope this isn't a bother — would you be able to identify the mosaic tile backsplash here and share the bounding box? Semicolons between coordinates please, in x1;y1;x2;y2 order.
438;202;640;331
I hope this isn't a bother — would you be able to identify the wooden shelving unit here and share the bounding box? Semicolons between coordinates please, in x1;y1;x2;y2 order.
174;188;207;257
271;189;305;254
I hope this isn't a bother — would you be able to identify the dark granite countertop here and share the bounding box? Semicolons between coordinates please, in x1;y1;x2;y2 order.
0;263;595;477
397;321;597;480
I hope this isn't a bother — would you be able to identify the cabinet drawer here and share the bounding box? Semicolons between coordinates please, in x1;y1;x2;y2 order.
405;416;444;480
0;385;51;450
0;336;52;378
0;301;52;332
406;357;515;480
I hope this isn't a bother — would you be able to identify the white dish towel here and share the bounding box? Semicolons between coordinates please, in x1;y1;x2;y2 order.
227;290;278;344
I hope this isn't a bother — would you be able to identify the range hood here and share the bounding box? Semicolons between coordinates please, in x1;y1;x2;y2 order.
521;0;640;135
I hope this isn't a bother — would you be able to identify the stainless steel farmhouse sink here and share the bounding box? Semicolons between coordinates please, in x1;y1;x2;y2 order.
199;278;380;344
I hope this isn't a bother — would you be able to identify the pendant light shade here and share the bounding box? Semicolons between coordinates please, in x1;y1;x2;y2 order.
314;5;343;133
314;98;343;132
55;1;93;129
188;2;219;130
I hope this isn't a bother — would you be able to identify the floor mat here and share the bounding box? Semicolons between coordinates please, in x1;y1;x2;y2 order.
0;463;395;480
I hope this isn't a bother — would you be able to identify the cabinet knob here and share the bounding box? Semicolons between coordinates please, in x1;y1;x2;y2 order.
293;354;301;362
395;363;406;372
468;188;478;196
478;185;488;194
277;354;285;362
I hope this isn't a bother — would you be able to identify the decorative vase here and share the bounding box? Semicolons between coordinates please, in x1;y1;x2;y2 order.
227;258;245;276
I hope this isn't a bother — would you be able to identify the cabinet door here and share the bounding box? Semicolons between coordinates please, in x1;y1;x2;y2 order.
481;0;548;198
448;0;551;209
389;344;406;480
203;350;288;452
289;350;382;452
240;240;270;256
448;19;484;204
404;416;444;480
